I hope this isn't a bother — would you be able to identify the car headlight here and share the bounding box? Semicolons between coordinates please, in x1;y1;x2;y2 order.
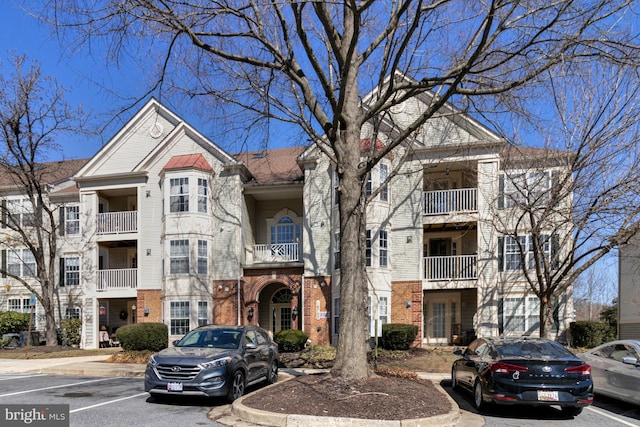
147;355;159;367
199;356;232;369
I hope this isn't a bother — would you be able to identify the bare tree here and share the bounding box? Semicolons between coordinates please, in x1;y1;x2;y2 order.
489;64;640;339
0;54;84;346
574;266;615;321
45;0;640;379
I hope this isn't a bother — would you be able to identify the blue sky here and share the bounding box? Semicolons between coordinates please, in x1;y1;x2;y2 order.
1;2;274;160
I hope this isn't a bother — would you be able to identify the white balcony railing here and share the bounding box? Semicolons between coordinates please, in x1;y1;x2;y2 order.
423;255;477;281
97;268;137;292
97;211;137;234
423;188;477;215
253;243;300;263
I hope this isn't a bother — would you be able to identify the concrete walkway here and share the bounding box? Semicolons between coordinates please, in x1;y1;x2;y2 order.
0;356;484;427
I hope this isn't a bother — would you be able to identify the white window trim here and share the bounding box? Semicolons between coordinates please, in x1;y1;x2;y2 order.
169;300;190;335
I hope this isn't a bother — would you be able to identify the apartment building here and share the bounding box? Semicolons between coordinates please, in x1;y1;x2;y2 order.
0;88;574;348
618;236;640;339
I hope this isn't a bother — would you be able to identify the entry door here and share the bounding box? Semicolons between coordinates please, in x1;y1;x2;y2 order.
423;295;460;345
272;305;292;332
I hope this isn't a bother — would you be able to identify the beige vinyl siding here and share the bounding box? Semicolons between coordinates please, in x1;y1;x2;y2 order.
303;155;333;276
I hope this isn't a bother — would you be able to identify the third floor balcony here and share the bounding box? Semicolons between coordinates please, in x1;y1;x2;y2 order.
423;255;477;281
247;243;300;264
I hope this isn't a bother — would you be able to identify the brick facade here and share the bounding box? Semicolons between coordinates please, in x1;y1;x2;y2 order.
136;290;162;323
391;280;423;347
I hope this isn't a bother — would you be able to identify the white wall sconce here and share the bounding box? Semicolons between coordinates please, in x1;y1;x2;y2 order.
146;249;151;256
405;300;413;308
146;190;151;197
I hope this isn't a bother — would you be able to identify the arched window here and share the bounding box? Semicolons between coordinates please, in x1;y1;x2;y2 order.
272;288;292;304
270;216;300;244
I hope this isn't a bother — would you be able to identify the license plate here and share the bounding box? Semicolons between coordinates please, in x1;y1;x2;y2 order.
537;390;559;401
167;382;183;392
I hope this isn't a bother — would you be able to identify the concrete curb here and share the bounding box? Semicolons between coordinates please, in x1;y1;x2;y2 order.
232;372;460;427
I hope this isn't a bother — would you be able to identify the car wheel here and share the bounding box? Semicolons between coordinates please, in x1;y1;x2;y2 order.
267;361;278;384
227;370;246;403
561;406;583;417
473;379;487;412
451;366;459;390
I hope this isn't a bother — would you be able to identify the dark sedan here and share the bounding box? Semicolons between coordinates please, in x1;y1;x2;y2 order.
144;325;278;402
451;337;593;416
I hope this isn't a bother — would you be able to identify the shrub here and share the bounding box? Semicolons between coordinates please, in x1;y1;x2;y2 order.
59;318;82;346
116;322;168;352
380;323;419;350
0;311;30;335
274;329;309;352
570;321;616;348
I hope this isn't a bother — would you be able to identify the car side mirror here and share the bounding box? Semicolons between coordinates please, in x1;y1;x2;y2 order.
172;340;181;346
244;342;257;350
453;349;463;356
621;356;638;366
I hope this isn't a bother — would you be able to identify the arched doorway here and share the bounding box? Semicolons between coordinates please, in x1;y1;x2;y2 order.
271;288;292;333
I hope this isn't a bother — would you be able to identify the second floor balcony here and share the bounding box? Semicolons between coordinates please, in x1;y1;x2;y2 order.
423;255;477;281
423;188;477;216
97;211;138;235
97;268;137;292
250;243;300;264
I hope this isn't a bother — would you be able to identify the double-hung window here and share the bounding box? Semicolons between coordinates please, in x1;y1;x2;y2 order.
379;229;388;267
365;229;372;267
169;178;189;212
379;163;389;202
60;257;80;286
198;178;208;213
64;206;80;235
499;234;556;271
197;240;208;275
500;296;540;334
333;232;341;270
6;249;36;277
7;199;35;227
500;171;552;208
333;298;340;335
169;240;190;274
197;301;209;326
378;297;389;325
170;301;190;335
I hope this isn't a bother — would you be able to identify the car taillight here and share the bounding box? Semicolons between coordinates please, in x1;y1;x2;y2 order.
490;362;529;374
565;364;591;376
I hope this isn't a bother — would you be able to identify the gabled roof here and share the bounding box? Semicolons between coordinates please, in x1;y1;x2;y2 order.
0;158;89;190
234;146;306;185
163;154;214;172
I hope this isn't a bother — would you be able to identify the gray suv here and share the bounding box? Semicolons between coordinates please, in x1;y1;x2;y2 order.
145;325;278;402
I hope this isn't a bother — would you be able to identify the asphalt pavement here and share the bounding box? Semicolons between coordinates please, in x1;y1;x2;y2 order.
0;354;482;427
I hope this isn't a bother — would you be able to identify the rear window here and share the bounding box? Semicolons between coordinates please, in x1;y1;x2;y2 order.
497;340;573;358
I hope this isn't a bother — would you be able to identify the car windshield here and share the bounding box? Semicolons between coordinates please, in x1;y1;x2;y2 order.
176;329;242;349
497;341;573;359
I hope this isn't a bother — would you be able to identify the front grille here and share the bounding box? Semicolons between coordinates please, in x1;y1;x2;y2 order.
156;364;201;381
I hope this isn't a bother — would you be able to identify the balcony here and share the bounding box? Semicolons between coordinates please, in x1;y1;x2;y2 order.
97;268;137;292
423;188;477;216
252;243;300;263
423;255;477;281
97;211;137;235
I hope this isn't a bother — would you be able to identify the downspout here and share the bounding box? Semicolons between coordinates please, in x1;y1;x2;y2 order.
237;267;241;326
300;274;304;333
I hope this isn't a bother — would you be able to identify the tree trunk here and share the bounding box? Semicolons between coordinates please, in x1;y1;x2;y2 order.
540;296;555;339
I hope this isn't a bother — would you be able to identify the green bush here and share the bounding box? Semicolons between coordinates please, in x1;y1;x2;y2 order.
116;322;168;352
60;318;82;346
380;323;418;350
274;329;309;352
0;311;30;335
570;321;616;348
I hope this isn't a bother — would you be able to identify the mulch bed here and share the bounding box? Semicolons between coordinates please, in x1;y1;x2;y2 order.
242;372;452;420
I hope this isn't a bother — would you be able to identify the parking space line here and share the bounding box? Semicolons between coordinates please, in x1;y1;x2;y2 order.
586;406;640;427
70;392;148;413
0;378;112;397
0;374;47;381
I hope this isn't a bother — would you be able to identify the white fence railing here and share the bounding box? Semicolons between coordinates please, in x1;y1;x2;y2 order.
423;255;477;281
97;268;137;291
423;188;477;215
97;211;137;234
253;243;300;263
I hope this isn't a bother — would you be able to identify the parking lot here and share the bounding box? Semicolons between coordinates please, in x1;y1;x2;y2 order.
0;373;226;427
